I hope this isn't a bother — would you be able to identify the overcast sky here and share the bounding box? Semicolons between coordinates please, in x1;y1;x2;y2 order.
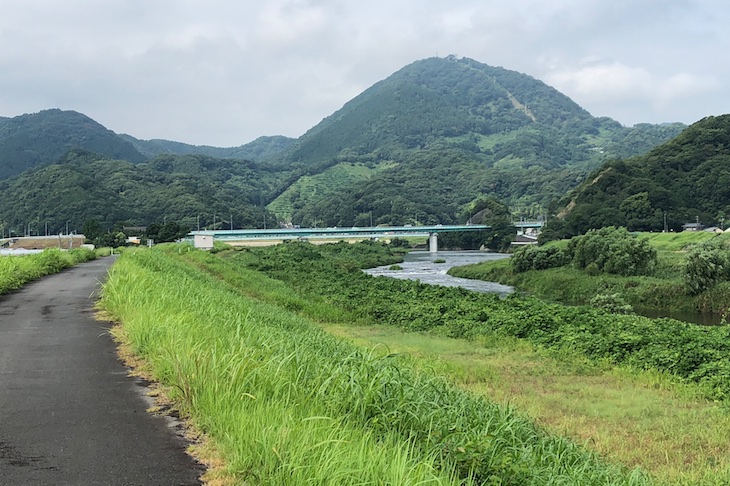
0;0;727;146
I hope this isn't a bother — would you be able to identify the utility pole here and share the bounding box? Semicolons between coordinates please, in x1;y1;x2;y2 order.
663;212;668;233
197;214;200;231
230;213;233;231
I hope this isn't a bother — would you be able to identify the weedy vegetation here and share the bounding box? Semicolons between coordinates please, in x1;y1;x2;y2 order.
450;229;730;315
0;248;96;295
101;243;655;485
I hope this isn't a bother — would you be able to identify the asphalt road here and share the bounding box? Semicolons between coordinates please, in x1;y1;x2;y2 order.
0;257;203;485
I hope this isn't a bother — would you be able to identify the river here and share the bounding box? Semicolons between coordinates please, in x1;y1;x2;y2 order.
364;250;513;297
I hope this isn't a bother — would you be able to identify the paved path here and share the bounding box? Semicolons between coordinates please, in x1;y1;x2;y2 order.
0;257;203;485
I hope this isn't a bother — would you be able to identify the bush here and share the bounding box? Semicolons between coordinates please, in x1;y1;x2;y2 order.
683;239;730;294
511;245;568;273
589;293;634;314
567;226;656;276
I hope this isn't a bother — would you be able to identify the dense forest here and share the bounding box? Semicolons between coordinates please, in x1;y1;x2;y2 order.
544;115;730;239
0;150;281;236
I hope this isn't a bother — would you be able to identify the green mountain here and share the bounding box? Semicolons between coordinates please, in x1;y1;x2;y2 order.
0;109;146;180
265;56;685;225
546;115;730;238
0;56;689;232
120;134;296;162
0;150;281;236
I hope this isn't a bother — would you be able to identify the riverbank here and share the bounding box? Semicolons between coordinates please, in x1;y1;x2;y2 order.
101;242;730;484
101;244;652;485
448;232;730;322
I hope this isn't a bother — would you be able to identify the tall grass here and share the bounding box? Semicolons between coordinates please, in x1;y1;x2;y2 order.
0;248;96;295
101;247;649;485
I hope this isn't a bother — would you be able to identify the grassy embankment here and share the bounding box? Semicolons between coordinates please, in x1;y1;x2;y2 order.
101;244;654;485
449;232;730;315
102;241;730;484
0;248;97;295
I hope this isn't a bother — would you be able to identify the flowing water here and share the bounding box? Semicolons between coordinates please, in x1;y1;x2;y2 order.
365;250;513;297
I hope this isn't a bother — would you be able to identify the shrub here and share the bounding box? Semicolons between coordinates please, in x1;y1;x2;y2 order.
511;245;568;273
567;226;656;276
683;239;730;295
589;293;634;314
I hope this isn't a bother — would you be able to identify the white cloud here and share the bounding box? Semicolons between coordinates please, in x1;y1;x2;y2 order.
546;62;654;102
544;60;723;124
0;1;729;143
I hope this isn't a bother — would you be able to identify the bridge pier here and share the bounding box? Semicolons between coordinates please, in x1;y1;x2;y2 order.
429;233;438;253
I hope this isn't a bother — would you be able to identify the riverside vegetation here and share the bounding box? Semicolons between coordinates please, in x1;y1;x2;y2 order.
449;229;730;317
0;248;96;295
100;241;730;484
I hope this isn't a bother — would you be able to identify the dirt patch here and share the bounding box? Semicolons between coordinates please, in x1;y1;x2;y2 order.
5;236;86;250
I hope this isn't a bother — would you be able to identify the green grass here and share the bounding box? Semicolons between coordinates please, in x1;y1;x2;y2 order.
0;248;96;295
101;246;649;485
638;231;727;251
322;323;730;485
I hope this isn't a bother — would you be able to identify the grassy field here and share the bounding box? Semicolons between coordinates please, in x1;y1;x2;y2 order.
0;248;96;295
323;323;730;485
101;246;653;485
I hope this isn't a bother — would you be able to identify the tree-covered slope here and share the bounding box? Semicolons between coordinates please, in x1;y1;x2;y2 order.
0;150;280;236
548;115;730;237
120;134;296;162
269;56;685;226
0;109;146;180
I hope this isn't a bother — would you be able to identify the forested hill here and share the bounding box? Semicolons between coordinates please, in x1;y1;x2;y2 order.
267;56;686;225
0;150;282;236
0;109;146;180
120;134;296;162
280;56;685;168
546;115;730;238
0;109;295;182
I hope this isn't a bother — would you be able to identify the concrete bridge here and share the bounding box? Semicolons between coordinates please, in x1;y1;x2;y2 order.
190;221;543;252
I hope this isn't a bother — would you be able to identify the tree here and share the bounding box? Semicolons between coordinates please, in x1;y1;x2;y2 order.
567;226;656;276
146;221;189;243
82;219;102;242
683;239;730;294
